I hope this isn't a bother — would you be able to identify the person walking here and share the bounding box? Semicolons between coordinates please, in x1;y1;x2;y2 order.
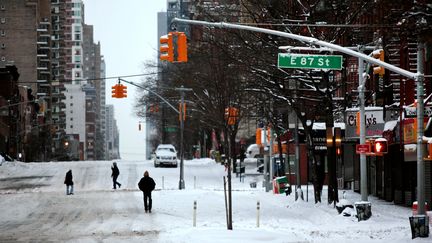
138;170;156;213
111;162;121;189
64;169;74;195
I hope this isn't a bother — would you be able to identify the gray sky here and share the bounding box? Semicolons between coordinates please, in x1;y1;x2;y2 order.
83;1;166;160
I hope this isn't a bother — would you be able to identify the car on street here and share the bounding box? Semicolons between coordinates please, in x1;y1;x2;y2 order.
154;144;178;167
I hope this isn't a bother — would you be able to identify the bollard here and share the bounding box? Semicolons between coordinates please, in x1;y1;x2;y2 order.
194;176;196;189
256;200;260;228
162;176;164;190
193;200;197;227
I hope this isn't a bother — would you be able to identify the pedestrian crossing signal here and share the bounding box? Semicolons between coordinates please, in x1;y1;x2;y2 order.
373;138;388;155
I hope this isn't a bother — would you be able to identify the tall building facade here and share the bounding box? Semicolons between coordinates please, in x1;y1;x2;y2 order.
105;104;120;160
0;0;53;161
0;0;111;161
64;83;85;159
83;24;105;160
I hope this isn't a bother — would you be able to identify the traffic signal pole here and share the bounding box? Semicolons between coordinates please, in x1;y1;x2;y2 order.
416;42;425;215
176;86;192;190
358;48;368;202
172;18;427;218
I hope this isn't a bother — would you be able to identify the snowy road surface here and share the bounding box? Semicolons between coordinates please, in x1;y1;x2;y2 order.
0;159;429;242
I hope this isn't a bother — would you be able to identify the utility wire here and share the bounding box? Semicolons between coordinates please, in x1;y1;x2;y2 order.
18;72;158;84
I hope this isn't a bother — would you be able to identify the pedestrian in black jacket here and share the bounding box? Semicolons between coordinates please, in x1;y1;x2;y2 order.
111;162;121;189
138;170;156;213
64;169;74;195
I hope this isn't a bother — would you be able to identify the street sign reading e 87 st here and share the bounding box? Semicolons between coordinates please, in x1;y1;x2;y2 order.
278;53;343;70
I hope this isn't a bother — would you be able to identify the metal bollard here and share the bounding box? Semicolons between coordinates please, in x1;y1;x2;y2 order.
256;200;260;228
193;200;197;227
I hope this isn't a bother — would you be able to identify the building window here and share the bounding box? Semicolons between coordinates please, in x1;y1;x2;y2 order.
74;34;81;40
70;110;73;114
70;103;73;106
0;5;5;10
0;43;4;49
1;18;5;24
0;30;4;36
70;125;73;129
75;72;81;78
70;96;73;99
1;56;5;61
70;118;73;121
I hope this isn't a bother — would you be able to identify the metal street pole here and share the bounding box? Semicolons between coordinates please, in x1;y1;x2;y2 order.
176;85;192;190
179;91;185;189
263;125;270;192
269;126;274;188
358;48;368;202
416;42;425;215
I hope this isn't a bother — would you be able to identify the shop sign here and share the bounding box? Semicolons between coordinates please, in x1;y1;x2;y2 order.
346;108;384;139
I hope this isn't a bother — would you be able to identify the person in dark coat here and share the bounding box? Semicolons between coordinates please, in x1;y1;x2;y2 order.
138;170;156;213
64;169;74;195
111;162;121;189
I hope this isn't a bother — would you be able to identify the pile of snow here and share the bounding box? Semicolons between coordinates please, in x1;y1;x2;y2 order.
0;159;427;242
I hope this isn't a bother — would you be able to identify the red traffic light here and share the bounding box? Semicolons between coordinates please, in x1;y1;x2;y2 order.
373;138;388;154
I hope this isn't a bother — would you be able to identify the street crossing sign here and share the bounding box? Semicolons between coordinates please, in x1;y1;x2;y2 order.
278;53;343;70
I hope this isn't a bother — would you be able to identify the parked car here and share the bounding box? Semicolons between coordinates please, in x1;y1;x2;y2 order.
154;144;178;167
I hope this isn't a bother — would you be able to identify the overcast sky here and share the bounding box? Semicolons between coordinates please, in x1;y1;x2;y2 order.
83;1;167;160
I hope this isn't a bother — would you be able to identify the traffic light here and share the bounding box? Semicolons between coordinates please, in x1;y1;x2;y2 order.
373;49;385;76
224;107;239;125
373;138;388;154
160;33;174;62
159;32;188;63
111;84;127;98
177;32;188;62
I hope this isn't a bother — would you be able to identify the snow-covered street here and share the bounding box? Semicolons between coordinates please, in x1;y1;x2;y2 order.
0;159;428;242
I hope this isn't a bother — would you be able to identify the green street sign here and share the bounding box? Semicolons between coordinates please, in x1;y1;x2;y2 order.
164;127;177;132
278;53;343;70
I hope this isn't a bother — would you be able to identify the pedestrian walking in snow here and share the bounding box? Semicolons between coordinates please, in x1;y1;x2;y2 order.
138;170;156;213
111;162;121;189
64;169;74;195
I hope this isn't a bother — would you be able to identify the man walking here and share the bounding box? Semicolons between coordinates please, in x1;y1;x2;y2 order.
111;162;121;189
138;171;156;213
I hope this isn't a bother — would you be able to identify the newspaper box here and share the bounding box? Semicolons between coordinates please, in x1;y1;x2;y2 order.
272;176;288;194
